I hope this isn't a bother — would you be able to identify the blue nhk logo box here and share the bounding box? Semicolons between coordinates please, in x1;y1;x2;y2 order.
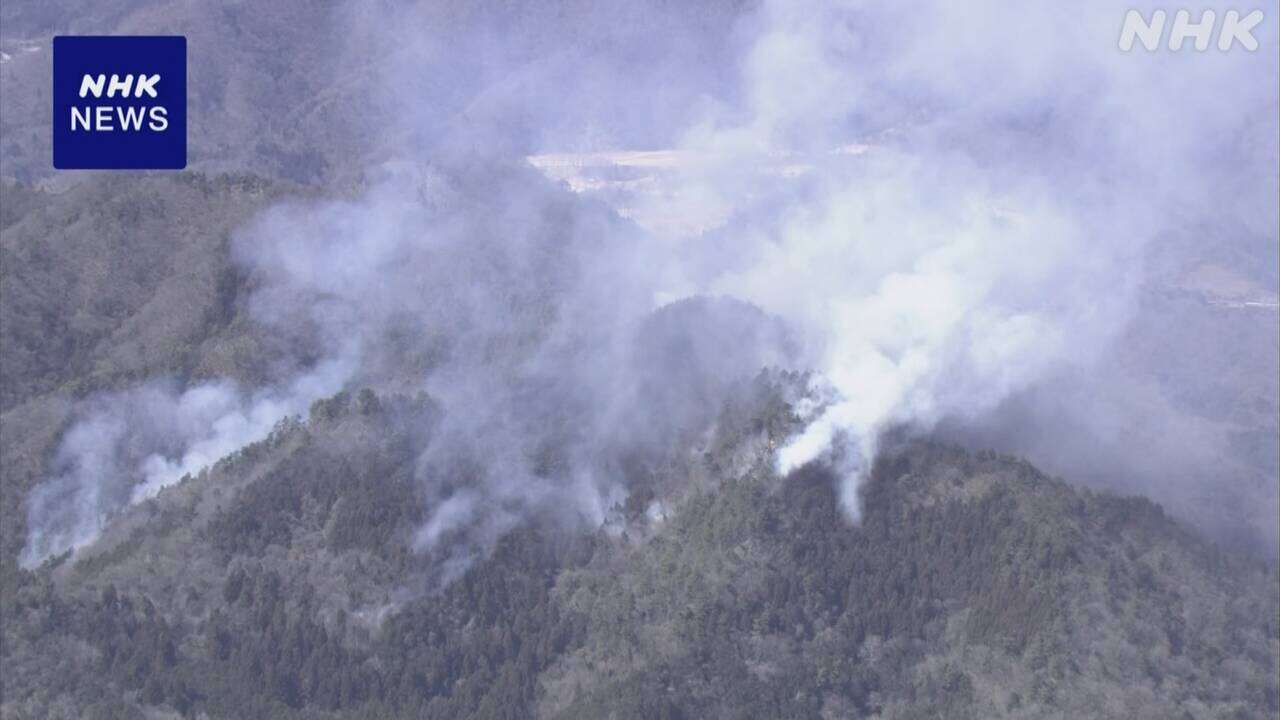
53;36;186;169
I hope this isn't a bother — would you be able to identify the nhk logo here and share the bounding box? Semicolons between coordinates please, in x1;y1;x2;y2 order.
53;36;186;169
1119;9;1266;51
73;73;169;132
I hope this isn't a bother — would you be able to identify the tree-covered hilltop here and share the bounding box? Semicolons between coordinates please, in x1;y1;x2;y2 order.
3;378;1276;719
0;169;1275;719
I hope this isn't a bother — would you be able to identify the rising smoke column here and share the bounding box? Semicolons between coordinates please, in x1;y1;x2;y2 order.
651;0;1277;517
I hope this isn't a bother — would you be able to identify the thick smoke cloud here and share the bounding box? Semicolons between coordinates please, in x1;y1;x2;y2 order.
21;357;350;565
234;164;795;572
22;0;1278;564
647;0;1277;519
22;156;794;568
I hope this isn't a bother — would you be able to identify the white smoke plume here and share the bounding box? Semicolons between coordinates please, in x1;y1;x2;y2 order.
20;0;1277;564
21;354;352;566
229;164;795;570
645;0;1277;518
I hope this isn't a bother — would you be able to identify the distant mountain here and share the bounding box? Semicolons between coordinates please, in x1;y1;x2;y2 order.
1;0;752;186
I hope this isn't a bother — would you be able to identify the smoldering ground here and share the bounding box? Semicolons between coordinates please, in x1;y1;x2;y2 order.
20;0;1279;566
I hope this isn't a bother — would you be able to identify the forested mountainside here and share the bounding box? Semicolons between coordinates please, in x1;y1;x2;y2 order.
2;379;1276;719
0;174;298;575
2;169;1278;719
0;175;298;411
3;0;1278;713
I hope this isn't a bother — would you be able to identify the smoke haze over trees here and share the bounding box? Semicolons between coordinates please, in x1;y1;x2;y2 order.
0;0;1276;717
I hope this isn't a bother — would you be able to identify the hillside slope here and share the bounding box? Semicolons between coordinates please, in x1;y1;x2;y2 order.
2;377;1276;719
0;173;305;573
1;168;1277;719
